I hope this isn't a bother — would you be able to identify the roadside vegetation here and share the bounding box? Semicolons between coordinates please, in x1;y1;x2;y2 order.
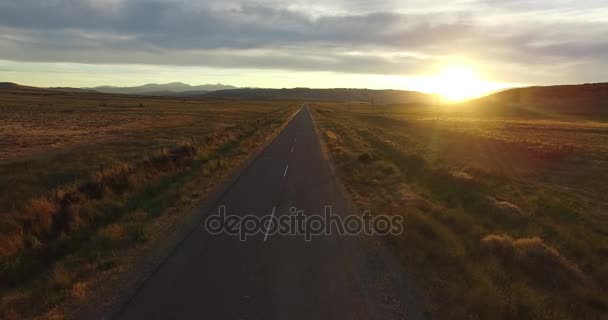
0;89;296;319
312;102;608;319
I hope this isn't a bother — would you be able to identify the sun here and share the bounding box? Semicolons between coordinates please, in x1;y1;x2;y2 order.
432;66;489;101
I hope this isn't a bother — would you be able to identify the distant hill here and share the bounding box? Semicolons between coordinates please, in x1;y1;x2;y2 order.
0;83;108;98
136;90;210;97
0;82;18;89
0;82;61;94
203;88;437;104
88;82;236;95
466;83;608;119
0;82;37;90
1;82;434;104
48;87;99;93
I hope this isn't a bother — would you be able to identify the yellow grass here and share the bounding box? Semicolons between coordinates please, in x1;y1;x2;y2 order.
311;102;608;319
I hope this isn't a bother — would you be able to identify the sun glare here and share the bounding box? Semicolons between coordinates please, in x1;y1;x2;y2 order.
432;66;490;102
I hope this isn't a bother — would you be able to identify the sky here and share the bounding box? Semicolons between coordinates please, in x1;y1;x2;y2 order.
0;0;607;96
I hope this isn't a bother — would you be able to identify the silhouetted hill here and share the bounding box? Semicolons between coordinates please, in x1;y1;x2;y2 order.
203;88;436;104
89;82;236;94
0;82;58;94
0;83;436;104
48;87;99;93
0;83;119;97
0;82;36;90
467;83;608;119
1;83;99;94
138;90;209;97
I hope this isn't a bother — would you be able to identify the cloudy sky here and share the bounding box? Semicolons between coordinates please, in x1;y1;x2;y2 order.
0;0;606;93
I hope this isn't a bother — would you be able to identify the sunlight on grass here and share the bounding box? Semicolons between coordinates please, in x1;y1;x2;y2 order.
311;103;608;319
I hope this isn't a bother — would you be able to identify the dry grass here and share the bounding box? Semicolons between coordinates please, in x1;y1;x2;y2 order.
311;102;608;319
96;224;129;248
50;264;73;289
0;142;199;259
0;88;296;319
0;90;288;211
481;234;588;285
70;282;89;302
486;197;527;218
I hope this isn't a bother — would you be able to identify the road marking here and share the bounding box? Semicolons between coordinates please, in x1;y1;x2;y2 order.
264;206;276;242
290;146;294;153
283;165;289;177
294;137;297;143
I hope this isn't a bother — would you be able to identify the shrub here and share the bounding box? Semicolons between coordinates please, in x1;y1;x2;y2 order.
127;223;148;243
513;237;588;284
481;234;588;285
372;160;398;177
480;234;514;257
449;170;480;187
24;197;60;237
399;185;434;211
50;264;73;289
486;197;527;218
63;204;84;233
0;218;24;257
70;282;89;301
95;224;128;250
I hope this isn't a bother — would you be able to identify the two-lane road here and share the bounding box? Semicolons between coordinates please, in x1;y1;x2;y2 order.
115;106;423;320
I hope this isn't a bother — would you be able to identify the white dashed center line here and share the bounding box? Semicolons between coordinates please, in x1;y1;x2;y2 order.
263;206;276;242
283;165;289;177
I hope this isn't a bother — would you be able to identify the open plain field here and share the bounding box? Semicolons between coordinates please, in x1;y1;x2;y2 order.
312;102;608;319
0;89;291;209
0;87;296;319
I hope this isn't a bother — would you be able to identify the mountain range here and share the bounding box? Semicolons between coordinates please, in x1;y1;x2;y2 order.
76;83;438;104
85;82;237;95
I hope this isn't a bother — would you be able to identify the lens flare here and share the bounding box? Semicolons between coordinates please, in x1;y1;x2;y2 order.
433;66;490;101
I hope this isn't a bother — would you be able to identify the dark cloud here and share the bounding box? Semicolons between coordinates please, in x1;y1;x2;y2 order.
0;26;431;75
0;1;474;50
0;0;606;83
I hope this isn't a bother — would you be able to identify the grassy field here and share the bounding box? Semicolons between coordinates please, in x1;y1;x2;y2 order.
0;88;296;319
311;102;608;319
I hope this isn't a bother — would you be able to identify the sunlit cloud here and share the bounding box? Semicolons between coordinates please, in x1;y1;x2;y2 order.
0;0;605;91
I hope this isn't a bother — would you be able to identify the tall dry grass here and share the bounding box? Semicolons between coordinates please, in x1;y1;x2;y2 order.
311;103;608;319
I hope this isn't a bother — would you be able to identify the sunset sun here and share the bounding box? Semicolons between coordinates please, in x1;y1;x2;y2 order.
432;66;490;101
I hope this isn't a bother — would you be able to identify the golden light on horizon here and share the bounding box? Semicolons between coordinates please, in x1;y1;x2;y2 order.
432;65;492;102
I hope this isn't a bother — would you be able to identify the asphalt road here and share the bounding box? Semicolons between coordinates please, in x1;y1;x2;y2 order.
115;106;423;320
